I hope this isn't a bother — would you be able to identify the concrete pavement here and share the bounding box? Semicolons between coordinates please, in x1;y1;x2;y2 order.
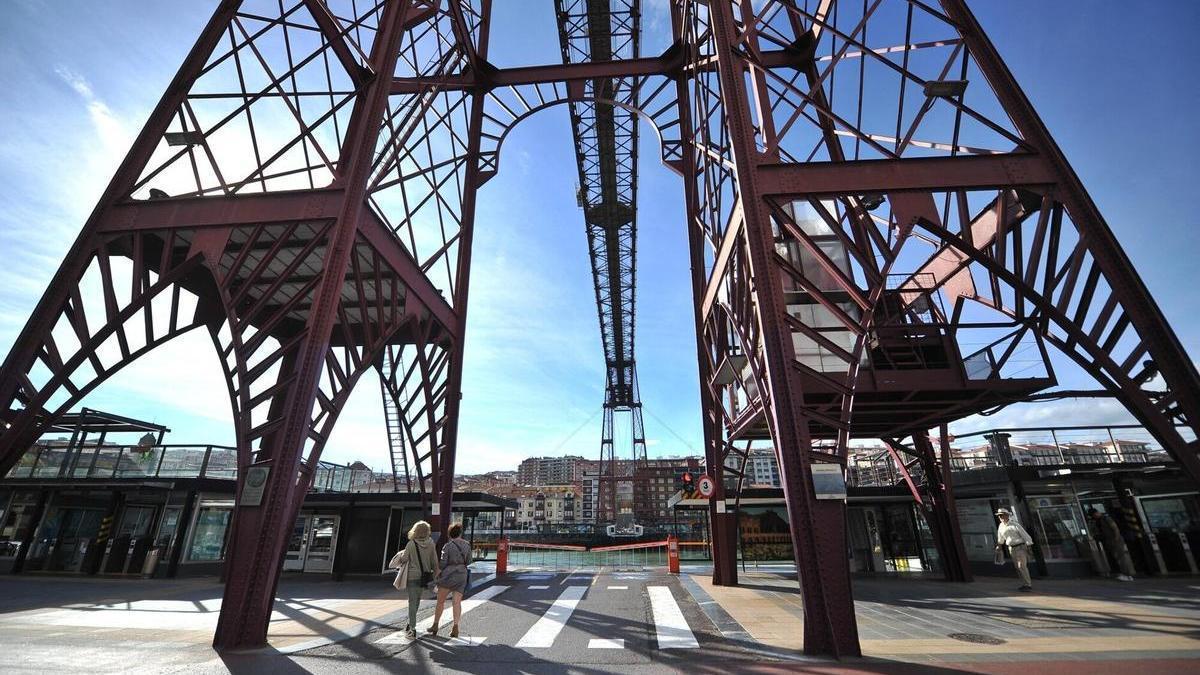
1;567;1199;673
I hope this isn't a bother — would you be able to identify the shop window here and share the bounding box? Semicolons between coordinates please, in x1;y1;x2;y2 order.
1141;495;1200;531
117;505;157;539
188;506;232;561
0;491;41;556
154;507;182;548
1029;497;1087;559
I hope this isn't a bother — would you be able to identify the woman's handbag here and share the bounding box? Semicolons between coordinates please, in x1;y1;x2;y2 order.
389;548;409;590
415;543;433;586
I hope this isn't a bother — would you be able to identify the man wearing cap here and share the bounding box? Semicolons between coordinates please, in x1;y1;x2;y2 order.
995;507;1035;591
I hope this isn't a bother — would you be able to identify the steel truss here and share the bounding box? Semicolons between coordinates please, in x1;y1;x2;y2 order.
555;0;649;523
1;0;1197;658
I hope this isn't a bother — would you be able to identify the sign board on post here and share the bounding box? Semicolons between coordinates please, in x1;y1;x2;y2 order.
241;465;270;507
696;474;715;498
431;503;440;516
811;463;847;500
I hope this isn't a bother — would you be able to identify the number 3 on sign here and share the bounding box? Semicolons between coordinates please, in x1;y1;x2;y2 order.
696;474;715;498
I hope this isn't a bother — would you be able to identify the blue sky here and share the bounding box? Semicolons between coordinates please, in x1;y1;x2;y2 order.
1;1;1197;473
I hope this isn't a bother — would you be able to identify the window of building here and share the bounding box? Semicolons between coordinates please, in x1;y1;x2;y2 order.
1028;496;1087;560
187;505;232;562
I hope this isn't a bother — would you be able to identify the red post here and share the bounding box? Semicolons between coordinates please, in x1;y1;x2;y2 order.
667;535;680;574
496;537;508;576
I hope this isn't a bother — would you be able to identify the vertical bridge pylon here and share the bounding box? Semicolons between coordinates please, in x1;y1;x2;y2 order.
556;0;650;526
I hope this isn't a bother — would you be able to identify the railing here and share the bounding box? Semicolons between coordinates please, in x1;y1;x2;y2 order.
309;464;379;493
847;424;1186;488
6;443;238;481
6;443;383;492
960;325;1050;381
495;539;709;571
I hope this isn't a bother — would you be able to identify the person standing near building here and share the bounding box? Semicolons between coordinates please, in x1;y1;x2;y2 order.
995;507;1035;591
427;522;472;639
389;520;438;640
1089;508;1135;581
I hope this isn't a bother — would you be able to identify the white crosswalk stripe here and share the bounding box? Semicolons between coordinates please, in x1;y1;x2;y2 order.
375;585;509;644
648;586;699;649
588;638;624;649
514;585;587;648
377;581;702;652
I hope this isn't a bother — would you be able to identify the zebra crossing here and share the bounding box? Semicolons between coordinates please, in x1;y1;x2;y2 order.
374;573;702;652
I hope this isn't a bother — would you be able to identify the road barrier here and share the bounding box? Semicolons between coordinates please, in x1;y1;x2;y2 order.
481;537;700;573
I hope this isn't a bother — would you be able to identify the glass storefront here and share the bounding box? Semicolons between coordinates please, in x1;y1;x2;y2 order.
956;498;1004;562
27;505;104;571
1027;495;1088;560
0;491;40;559
738;507;793;560
1139;493;1200;572
117;505;156;539
187;505;232;562
1141;494;1200;531
154;507;182;549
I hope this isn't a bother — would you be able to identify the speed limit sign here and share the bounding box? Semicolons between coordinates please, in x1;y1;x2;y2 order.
696;474;716;498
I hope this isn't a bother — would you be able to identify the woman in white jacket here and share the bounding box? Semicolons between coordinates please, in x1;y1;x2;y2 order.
390;520;439;639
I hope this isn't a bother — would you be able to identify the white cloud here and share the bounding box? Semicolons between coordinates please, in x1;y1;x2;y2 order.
949;397;1138;436
54;66;131;158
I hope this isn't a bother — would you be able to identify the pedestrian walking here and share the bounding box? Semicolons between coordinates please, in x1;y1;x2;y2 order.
388;520;438;640
1089;508;1135;581
427;522;473;638
994;507;1035;591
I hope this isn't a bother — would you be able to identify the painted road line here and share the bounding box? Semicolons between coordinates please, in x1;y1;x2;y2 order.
514;585;587;648
589;638;624;649
529;585;550;590
376;585;510;644
648;586;699;649
607;586;628;590
446;636;487;646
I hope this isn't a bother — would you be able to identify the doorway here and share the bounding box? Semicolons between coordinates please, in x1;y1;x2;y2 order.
28;506;104;572
303;516;340;573
282;514;341;573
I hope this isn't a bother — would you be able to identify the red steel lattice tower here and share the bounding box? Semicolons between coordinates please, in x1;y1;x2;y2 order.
1;0;1197;658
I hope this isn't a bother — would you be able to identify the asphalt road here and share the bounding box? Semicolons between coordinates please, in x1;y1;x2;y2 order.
207;570;766;674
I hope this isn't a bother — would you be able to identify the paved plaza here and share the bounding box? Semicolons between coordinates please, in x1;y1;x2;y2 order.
1;565;1198;673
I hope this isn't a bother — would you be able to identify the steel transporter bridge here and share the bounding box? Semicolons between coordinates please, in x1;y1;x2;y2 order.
1;0;1198;658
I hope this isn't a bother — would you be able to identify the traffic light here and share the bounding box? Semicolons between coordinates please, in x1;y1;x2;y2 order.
679;471;694;495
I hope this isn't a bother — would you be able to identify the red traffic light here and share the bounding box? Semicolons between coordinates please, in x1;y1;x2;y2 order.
682;472;693;483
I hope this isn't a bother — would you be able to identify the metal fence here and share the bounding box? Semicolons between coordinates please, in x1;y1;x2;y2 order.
848;424;1186;488
6;442;380;491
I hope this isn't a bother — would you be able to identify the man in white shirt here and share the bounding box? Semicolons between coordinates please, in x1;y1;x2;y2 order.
995;507;1034;591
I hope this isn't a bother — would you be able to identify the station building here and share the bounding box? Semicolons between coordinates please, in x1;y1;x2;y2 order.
0;409;514;579
677;424;1200;578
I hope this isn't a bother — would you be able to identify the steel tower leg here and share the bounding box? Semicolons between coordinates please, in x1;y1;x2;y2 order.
668;1;738;588
911;432;972;582
213;0;411;648
599;401;616;522
703;1;860;657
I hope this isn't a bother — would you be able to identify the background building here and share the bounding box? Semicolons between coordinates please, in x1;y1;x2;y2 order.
517;456;585;486
513;487;578;531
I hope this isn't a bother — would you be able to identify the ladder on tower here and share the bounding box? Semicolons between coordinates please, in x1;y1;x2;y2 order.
380;348;411;492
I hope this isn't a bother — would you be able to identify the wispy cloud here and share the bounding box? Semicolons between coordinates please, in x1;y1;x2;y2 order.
54;66;131;158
